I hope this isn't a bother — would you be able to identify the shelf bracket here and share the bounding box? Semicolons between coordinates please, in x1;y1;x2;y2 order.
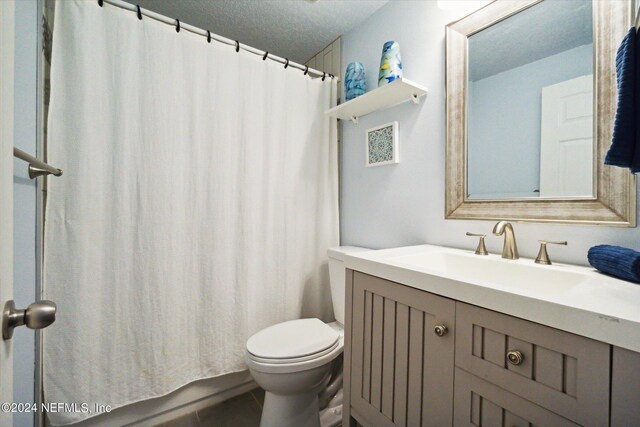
350;115;359;124
411;94;420;105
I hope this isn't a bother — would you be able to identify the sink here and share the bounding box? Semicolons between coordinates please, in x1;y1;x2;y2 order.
344;244;640;353
390;251;588;294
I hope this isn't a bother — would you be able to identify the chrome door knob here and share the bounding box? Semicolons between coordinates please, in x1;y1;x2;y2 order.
3;300;57;340
434;324;448;337
507;350;524;365
24;300;57;330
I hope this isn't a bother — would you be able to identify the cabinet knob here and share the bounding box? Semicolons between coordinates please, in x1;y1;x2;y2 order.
507;350;524;365
434;324;448;337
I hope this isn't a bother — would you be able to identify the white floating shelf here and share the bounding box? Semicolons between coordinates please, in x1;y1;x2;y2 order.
325;78;428;124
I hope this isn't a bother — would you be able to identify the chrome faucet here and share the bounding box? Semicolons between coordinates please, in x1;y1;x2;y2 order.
492;221;519;260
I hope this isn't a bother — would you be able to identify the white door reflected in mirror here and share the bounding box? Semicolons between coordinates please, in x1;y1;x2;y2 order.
539;75;594;198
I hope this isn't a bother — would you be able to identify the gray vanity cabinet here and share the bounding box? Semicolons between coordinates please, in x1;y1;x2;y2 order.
345;271;456;427
344;270;640;427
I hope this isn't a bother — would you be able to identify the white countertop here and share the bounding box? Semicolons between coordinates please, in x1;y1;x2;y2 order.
345;244;640;352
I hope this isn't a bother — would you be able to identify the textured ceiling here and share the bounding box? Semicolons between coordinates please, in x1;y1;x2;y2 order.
469;0;593;81
124;0;388;63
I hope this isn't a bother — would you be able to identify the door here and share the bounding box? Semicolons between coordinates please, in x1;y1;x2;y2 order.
1;1;16;425
539;74;594;198
348;272;455;427
611;347;640;426
2;3;56;426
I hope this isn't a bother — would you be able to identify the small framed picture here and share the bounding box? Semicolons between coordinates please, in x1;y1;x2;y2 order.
366;121;399;167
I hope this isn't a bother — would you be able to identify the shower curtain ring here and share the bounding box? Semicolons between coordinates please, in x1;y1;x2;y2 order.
263;51;269;60
284;59;289;69
207;30;211;43
322;72;326;81
136;5;142;20
175;19;180;32
304;65;309;75
235;40;240;52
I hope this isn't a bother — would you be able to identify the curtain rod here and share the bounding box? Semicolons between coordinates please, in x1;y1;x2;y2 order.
100;0;339;82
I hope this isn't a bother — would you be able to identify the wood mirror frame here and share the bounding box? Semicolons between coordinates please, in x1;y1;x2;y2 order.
445;0;636;226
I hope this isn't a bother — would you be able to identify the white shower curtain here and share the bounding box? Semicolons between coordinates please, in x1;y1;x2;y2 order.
43;1;338;425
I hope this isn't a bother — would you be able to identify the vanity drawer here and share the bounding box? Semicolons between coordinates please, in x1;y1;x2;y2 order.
455;302;610;427
454;368;579;427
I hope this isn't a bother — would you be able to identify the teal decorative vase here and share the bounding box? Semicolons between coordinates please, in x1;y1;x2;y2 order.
345;62;366;101
378;41;402;87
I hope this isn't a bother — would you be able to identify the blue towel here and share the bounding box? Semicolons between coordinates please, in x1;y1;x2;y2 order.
633;26;640;173
587;245;640;283
605;28;637;169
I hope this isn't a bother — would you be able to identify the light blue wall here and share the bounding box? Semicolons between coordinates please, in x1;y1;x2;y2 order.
13;1;38;426
468;44;593;197
340;1;640;266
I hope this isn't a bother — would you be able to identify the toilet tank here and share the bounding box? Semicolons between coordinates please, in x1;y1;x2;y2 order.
327;246;370;325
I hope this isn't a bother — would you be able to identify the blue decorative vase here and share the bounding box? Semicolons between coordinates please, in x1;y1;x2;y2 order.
378;41;402;87
345;62;366;101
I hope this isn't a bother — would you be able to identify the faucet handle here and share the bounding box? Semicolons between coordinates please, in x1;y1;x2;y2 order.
466;232;488;255
535;240;567;265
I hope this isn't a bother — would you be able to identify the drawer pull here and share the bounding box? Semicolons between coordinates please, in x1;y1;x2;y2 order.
507;350;524;365
434;324;448;337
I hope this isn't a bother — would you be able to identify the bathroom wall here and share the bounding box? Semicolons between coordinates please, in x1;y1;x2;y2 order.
468;44;593;197
13;1;38;426
340;1;640;266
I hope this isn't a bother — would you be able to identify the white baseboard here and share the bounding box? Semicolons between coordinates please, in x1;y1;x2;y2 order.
59;371;256;427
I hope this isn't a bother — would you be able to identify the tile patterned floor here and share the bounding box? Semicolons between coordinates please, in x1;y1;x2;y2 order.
160;388;264;427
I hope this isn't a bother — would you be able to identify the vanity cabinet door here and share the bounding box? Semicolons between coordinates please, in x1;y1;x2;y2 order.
455;302;610;427
611;346;640;426
348;271;455;427
453;368;579;427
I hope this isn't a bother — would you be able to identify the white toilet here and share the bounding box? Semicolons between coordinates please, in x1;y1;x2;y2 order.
245;246;369;427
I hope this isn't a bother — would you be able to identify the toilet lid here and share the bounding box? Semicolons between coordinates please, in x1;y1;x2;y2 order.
246;318;339;359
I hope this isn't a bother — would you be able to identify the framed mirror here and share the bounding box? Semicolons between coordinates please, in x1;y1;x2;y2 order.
445;0;636;226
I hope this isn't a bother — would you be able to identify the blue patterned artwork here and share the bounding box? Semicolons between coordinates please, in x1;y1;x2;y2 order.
378;41;402;87
366;122;399;167
345;62;367;101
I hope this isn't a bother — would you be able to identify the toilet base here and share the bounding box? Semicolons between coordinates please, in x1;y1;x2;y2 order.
260;391;321;427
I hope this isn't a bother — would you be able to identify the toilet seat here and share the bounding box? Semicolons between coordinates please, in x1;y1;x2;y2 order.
248;339;341;364
246;339;343;374
247;318;339;359
246;318;344;374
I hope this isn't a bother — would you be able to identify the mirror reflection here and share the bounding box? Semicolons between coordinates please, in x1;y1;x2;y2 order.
466;0;594;200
